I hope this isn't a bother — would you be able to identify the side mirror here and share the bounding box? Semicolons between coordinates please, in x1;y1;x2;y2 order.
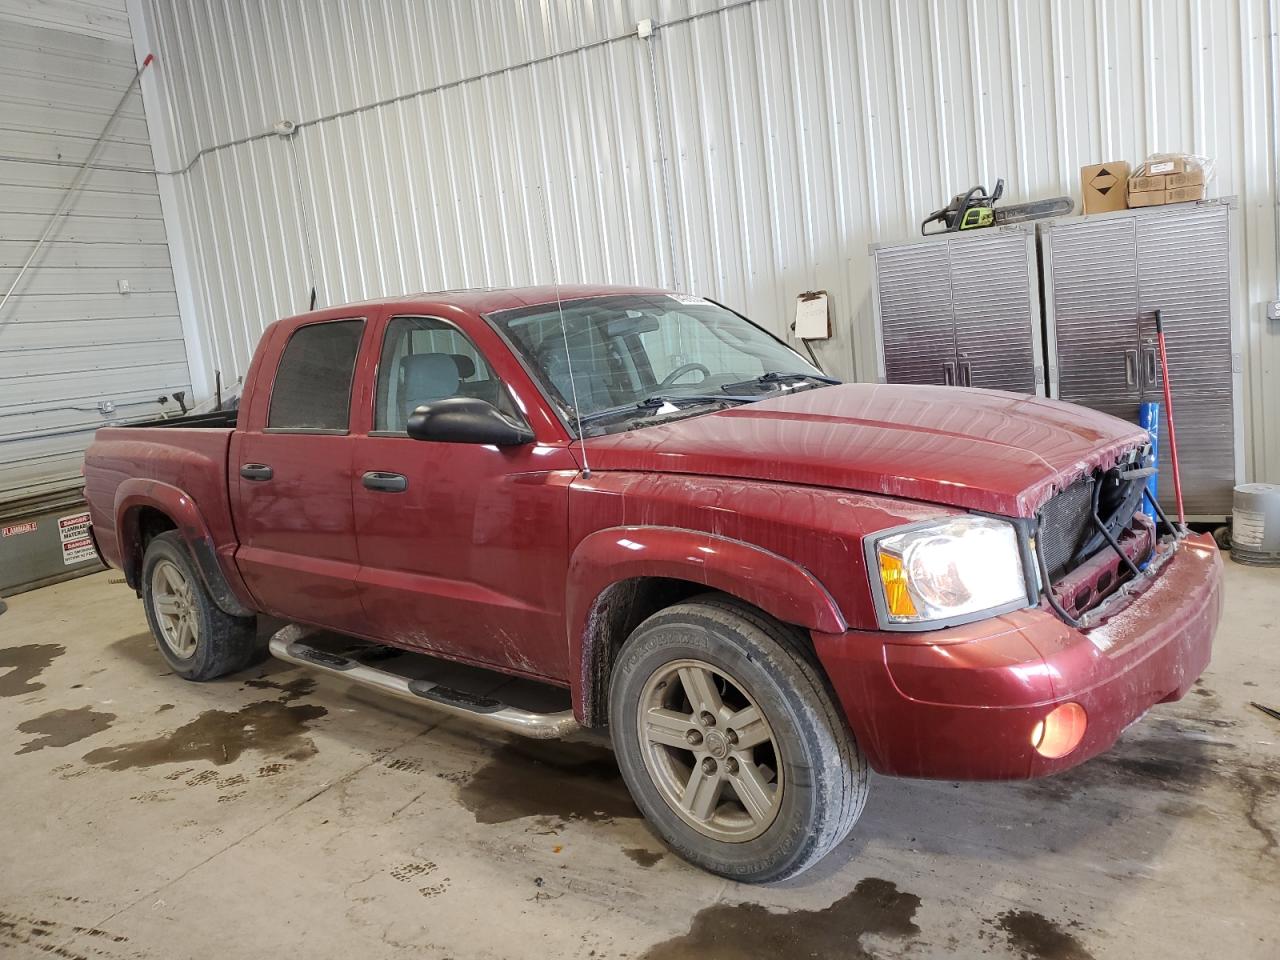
406;396;534;446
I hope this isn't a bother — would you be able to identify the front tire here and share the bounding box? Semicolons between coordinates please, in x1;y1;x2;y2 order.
609;596;868;883
140;531;261;680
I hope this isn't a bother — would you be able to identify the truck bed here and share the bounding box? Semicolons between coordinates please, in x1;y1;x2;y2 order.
82;420;238;579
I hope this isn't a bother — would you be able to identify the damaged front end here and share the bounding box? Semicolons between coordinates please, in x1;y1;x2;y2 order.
1031;445;1186;629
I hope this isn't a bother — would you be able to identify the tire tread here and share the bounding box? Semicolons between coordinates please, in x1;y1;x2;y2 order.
141;531;261;681
610;593;868;882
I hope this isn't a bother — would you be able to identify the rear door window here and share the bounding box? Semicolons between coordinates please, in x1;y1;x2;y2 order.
268;319;365;432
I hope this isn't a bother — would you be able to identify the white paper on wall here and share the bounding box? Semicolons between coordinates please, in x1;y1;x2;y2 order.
794;292;830;340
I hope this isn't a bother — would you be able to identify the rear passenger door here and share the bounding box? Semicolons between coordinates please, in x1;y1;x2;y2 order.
231;316;371;633
350;314;577;679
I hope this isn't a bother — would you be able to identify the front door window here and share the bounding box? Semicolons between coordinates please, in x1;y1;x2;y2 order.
374;316;517;433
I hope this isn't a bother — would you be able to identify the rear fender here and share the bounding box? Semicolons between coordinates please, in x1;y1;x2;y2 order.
567;526;846;724
114;479;255;618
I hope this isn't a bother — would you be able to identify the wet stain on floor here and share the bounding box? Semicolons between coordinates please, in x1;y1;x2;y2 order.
455;739;639;825
241;676;315;703
80;699;326;771
1025;728;1216;801
639;877;920;960
16;706;116;755
1020;709;1280;859
0;643;65;697
995;909;1095;960
1234;767;1280;857
623;847;665;867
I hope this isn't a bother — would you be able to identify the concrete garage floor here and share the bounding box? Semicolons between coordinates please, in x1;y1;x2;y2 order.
1;565;1277;960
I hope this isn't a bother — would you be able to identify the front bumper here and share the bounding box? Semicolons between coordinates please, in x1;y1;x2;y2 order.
812;532;1223;780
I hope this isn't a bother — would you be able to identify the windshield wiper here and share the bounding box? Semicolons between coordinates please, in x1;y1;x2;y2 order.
578;394;757;426
721;371;841;393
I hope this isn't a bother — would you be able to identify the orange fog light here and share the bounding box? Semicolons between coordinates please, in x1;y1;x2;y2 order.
1030;702;1088;759
878;552;917;618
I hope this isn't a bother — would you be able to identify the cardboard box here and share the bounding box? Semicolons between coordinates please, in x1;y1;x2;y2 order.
1125;154;1209;207
1166;184;1206;203
1127;189;1167;207
1143;156;1198;177
1129;175;1165;192
1081;161;1131;214
1166;168;1206;189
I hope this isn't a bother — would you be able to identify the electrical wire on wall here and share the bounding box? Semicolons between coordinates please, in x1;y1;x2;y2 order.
640;20;682;294
137;1;765;316
0;53;155;334
280;124;322;311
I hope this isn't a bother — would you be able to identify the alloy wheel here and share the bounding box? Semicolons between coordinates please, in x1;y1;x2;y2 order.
636;658;782;842
151;558;199;658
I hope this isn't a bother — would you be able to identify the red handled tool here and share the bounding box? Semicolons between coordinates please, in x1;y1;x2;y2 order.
1155;310;1185;525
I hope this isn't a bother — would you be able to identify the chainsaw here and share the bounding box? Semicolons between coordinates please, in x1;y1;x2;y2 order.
921;179;1073;235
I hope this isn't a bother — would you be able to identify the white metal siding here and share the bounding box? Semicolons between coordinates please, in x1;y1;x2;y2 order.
134;0;1279;483
0;0;132;42
0;0;189;501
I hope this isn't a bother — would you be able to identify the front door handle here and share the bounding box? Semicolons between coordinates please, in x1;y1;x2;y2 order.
942;361;956;386
240;463;273;481
1124;349;1139;389
959;360;972;387
362;471;408;493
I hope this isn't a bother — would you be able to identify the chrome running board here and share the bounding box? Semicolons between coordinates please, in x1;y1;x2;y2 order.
268;625;579;740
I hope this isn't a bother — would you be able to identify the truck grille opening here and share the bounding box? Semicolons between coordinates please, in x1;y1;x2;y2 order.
1036;452;1151;587
1037;477;1097;582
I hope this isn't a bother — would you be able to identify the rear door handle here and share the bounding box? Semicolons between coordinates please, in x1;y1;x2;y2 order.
959;360;972;387
942;361;956;386
240;463;273;481
1124;349;1139;389
362;471;407;493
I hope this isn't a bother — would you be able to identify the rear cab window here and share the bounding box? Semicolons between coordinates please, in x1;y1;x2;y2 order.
267;319;366;433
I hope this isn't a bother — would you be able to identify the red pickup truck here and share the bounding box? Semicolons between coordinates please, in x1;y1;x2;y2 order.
83;285;1222;882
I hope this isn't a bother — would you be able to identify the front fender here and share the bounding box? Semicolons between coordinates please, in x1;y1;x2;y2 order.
567;525;846;722
114;479;255;617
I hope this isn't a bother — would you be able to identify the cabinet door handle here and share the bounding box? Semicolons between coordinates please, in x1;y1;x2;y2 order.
942;361;956;386
1143;347;1159;388
1124;349;1138;388
362;471;408;493
959;360;972;387
240;463;273;481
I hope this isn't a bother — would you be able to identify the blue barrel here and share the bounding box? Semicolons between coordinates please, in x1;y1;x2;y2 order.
1138;402;1160;520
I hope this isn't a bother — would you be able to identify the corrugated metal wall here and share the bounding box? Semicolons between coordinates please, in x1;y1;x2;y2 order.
133;0;1279;482
0;0;189;502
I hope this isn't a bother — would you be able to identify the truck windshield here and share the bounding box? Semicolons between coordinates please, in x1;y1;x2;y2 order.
487;294;835;435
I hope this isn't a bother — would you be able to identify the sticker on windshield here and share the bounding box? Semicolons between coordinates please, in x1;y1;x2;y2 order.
668;294;710;306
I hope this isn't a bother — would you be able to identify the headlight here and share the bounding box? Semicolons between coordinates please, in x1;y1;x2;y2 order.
868;516;1029;628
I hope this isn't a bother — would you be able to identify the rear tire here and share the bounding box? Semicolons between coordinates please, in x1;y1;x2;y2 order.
608;595;867;883
140;531;261;680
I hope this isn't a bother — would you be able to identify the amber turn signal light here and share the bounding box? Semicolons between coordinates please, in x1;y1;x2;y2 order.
878;552;917;618
1030;702;1088;759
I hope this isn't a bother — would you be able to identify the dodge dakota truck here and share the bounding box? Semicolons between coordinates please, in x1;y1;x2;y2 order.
83;285;1222;882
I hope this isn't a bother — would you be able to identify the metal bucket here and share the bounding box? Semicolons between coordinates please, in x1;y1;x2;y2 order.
1230;483;1280;565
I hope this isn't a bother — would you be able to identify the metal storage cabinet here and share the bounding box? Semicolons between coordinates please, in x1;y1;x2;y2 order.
1042;200;1240;518
872;225;1045;395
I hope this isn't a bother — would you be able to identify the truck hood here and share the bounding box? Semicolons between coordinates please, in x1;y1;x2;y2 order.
579;383;1148;517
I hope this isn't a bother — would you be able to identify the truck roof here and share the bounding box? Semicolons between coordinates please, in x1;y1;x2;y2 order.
281;283;671;324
